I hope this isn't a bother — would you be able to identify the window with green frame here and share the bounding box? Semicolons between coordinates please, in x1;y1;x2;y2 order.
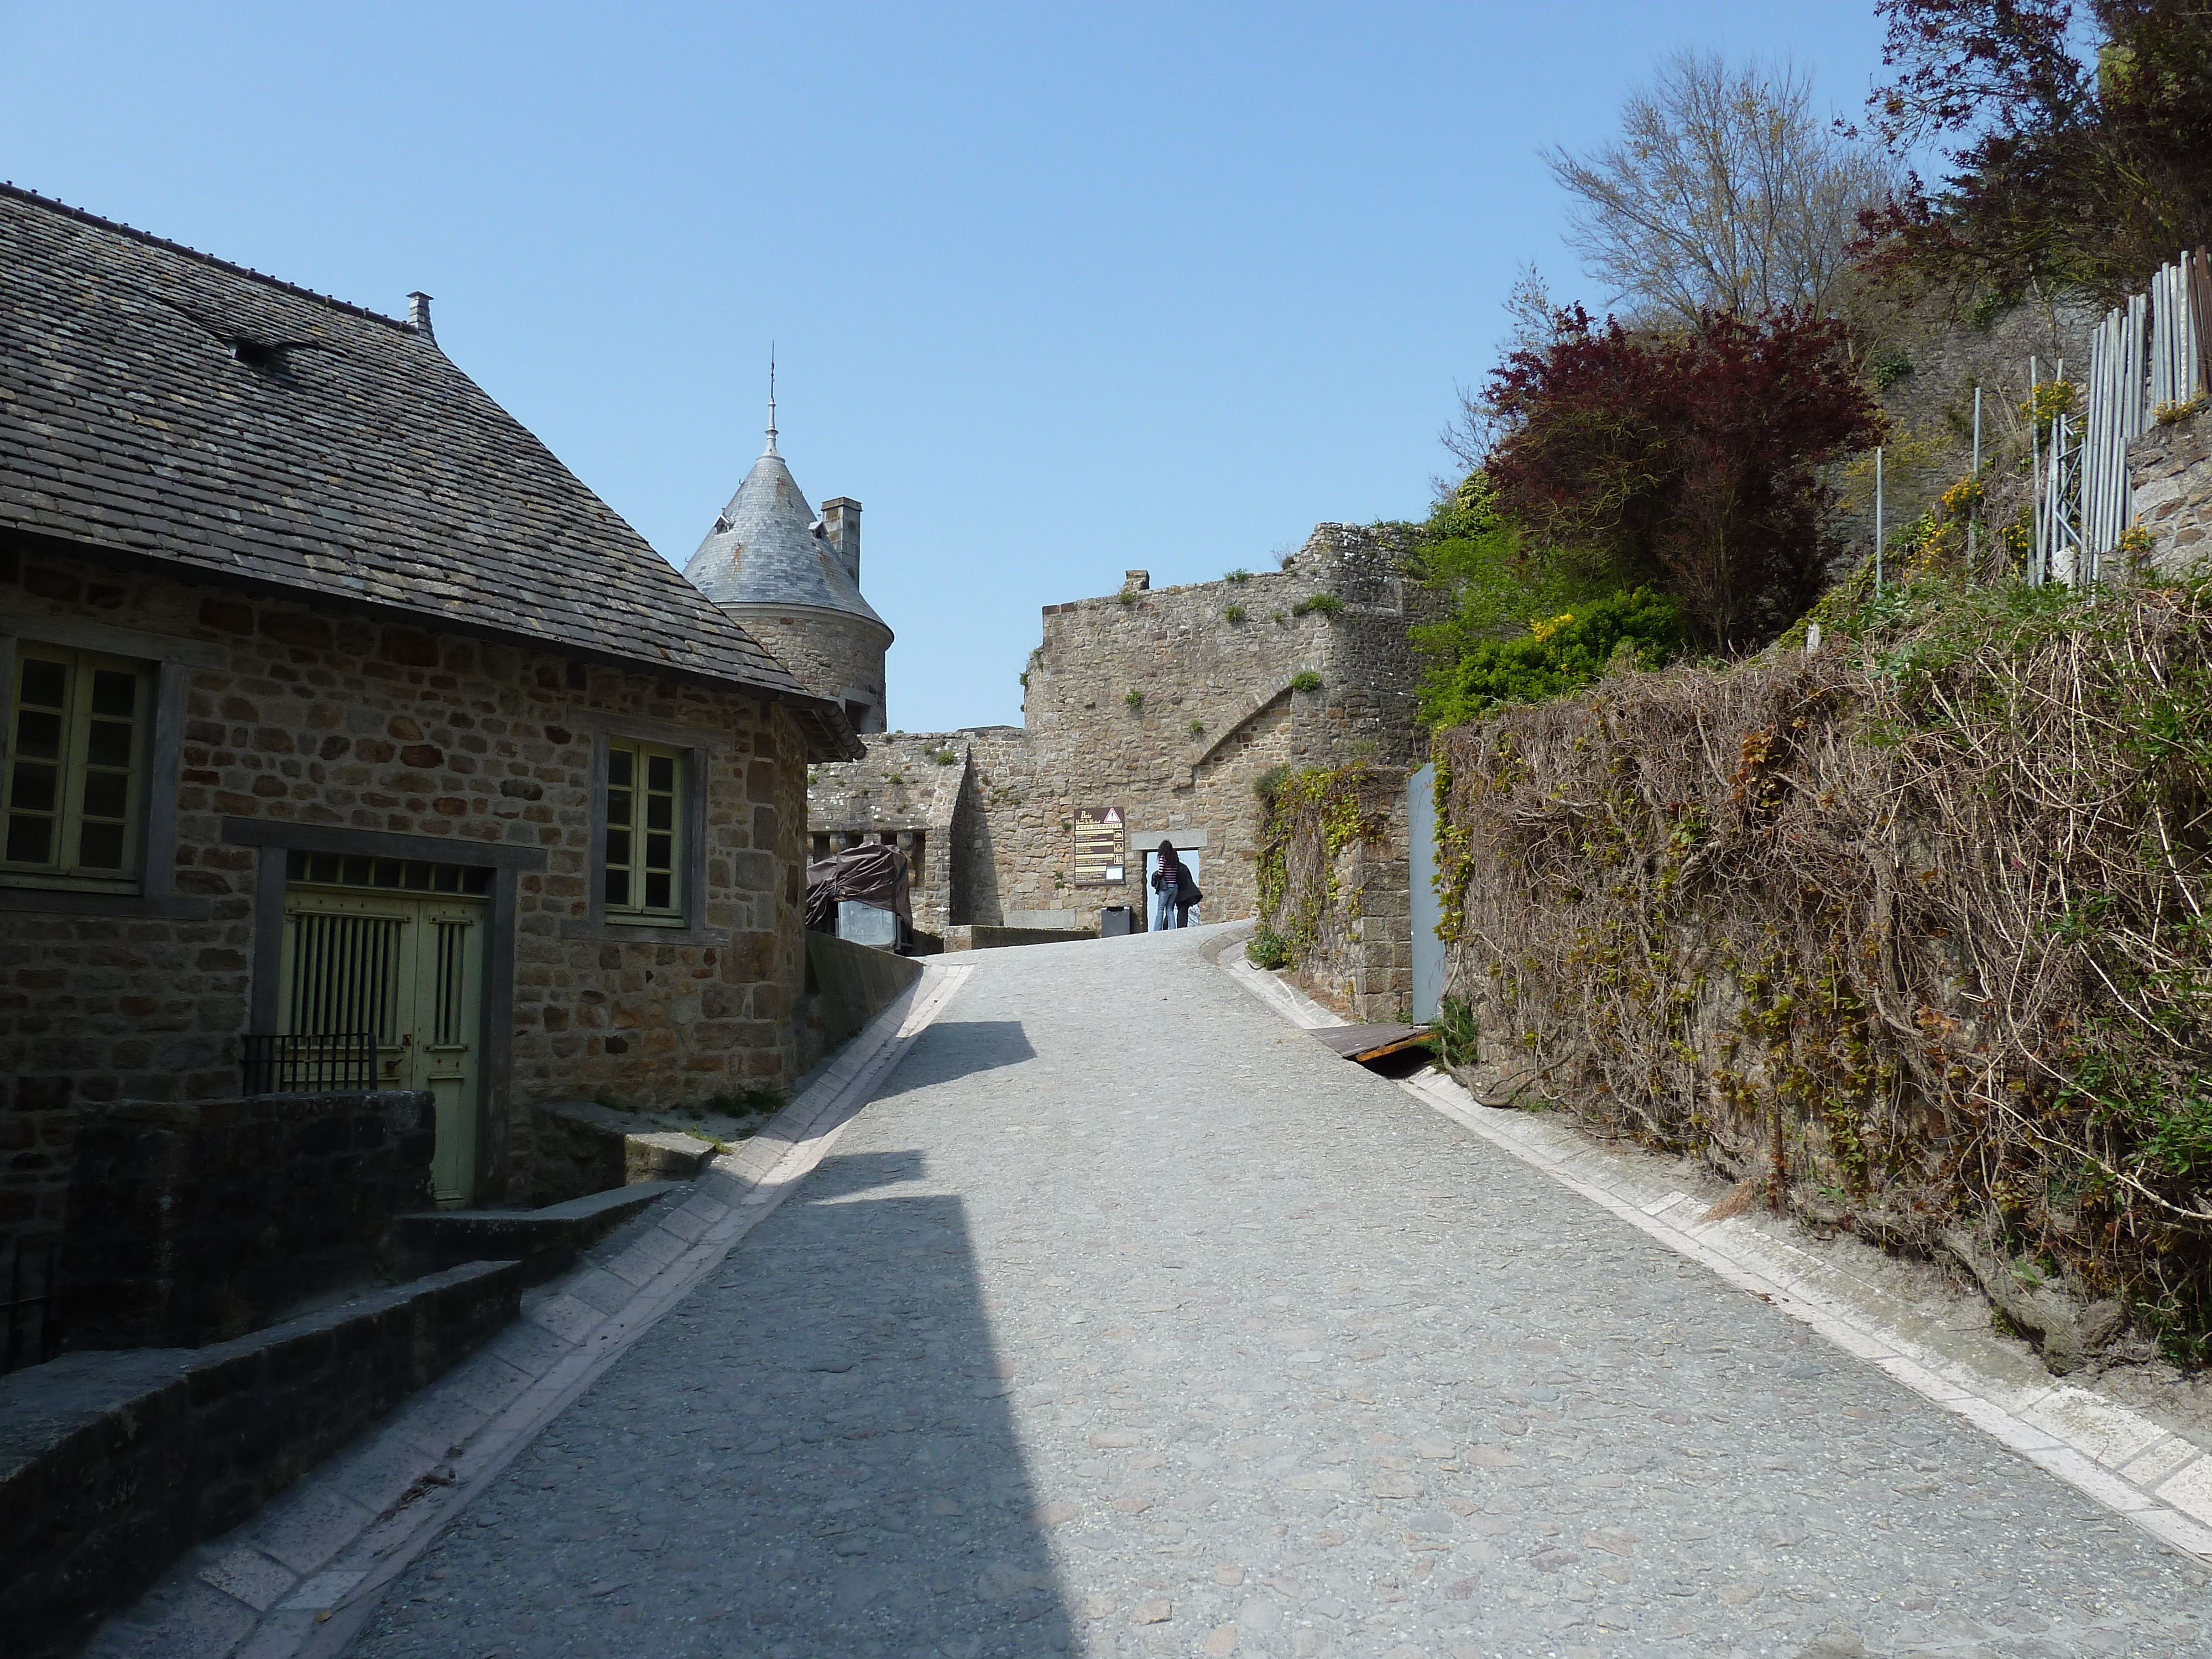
3;645;151;891
603;740;683;922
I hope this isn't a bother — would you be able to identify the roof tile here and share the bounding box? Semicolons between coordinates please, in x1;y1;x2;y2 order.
0;184;859;760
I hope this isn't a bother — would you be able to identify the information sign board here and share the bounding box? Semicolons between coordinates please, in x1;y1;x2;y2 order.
1072;806;1126;886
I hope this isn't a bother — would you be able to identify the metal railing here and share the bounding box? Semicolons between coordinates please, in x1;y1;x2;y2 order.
2;1234;61;1374
240;1031;378;1096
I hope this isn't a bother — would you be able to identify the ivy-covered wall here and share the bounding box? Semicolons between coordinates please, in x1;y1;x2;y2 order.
1431;577;2212;1370
1254;763;1411;1022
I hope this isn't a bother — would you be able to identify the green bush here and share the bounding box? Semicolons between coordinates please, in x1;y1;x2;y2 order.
1409;473;1645;721
1292;594;1344;618
1430;994;1480;1069
1246;927;1294;970
1225;567;1252;584
1225;604;1247;622
1290;671;1323;693
1418;586;1685;728
1125;687;1144;709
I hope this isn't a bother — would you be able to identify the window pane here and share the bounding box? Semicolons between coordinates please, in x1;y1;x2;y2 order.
5;814;52;863
80;770;128;820
606;826;632;867
645;792;673;832
607;787;632;827
76;820;125;869
608;749;634;787
14;708;61;761
646;754;675;792
645;872;671;910
18;658;65;709
9;760;58;814
604;868;629;907
645;832;671;871
84;720;133;768
88;670;137;718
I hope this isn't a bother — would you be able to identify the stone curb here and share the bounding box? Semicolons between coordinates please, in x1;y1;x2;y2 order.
83;960;974;1659
1213;938;2212;1567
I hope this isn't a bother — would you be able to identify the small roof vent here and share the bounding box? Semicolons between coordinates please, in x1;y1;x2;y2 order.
406;291;434;339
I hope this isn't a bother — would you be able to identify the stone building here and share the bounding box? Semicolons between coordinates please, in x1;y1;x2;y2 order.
682;403;892;735
795;524;1436;938
0;185;860;1249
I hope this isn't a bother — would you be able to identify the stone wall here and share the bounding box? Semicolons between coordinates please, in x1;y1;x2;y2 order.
0;1258;522;1659
61;1091;435;1349
1259;765;1416;1024
2133;404;2212;576
805;733;965;933
728;603;891;735
2;549;811;1241
806;524;1436;934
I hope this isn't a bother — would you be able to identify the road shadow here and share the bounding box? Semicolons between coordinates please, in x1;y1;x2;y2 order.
874;1019;1037;1094
346;1147;1074;1658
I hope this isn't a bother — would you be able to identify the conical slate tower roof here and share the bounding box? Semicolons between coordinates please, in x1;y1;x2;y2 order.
682;431;888;634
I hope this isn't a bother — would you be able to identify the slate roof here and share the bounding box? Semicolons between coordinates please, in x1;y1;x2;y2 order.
0;184;861;761
683;442;891;637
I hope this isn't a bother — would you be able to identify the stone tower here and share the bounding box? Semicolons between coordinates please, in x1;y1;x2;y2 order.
682;396;891;733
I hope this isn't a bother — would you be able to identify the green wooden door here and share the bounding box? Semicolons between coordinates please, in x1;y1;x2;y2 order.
279;886;486;1208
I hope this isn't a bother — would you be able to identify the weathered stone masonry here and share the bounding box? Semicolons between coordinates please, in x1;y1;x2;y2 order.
2;552;811;1240
2135;404;2212;576
807;524;1440;934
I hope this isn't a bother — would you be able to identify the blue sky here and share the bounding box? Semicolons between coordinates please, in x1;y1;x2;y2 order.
1;2;1890;731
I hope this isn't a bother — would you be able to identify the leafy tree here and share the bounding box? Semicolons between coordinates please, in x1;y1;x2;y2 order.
1484;305;1884;654
1546;51;1896;325
1410;473;1630;643
1858;0;2212;304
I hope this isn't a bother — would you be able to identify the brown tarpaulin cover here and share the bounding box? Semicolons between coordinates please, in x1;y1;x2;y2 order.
804;842;912;932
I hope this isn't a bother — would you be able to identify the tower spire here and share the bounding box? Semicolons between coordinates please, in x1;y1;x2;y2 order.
764;346;779;456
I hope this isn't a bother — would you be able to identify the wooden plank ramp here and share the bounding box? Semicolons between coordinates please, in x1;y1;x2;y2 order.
1309;1023;1431;1063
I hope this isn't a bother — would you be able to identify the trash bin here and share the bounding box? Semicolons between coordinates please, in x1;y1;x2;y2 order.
1100;905;1135;937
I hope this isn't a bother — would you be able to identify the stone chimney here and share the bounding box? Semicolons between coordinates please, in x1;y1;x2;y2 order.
821;497;862;587
406;291;434;340
1124;570;1151;592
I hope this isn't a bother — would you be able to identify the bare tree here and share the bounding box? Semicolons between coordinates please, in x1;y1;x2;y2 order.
1442;264;1557;473
1545;51;1896;324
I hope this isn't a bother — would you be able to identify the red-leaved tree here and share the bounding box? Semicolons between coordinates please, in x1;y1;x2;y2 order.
1486;307;1884;654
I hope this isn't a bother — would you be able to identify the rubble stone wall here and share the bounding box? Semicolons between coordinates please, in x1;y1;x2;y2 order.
804;733;964;932
61;1089;436;1349
2133;405;2212;577
806;524;1436;933
1282;773;1416;1024
2;550;810;1241
724;603;890;735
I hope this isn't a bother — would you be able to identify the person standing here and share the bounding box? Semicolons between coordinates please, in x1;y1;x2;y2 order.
1150;840;1188;931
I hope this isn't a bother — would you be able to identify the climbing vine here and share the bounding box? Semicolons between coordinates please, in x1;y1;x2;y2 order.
1436;572;2212;1364
1255;763;1395;972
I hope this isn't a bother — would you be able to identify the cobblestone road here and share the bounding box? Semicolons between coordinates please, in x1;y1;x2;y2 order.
349;925;2208;1659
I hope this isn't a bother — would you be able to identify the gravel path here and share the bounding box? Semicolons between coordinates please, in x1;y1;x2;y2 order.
347;924;2208;1659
